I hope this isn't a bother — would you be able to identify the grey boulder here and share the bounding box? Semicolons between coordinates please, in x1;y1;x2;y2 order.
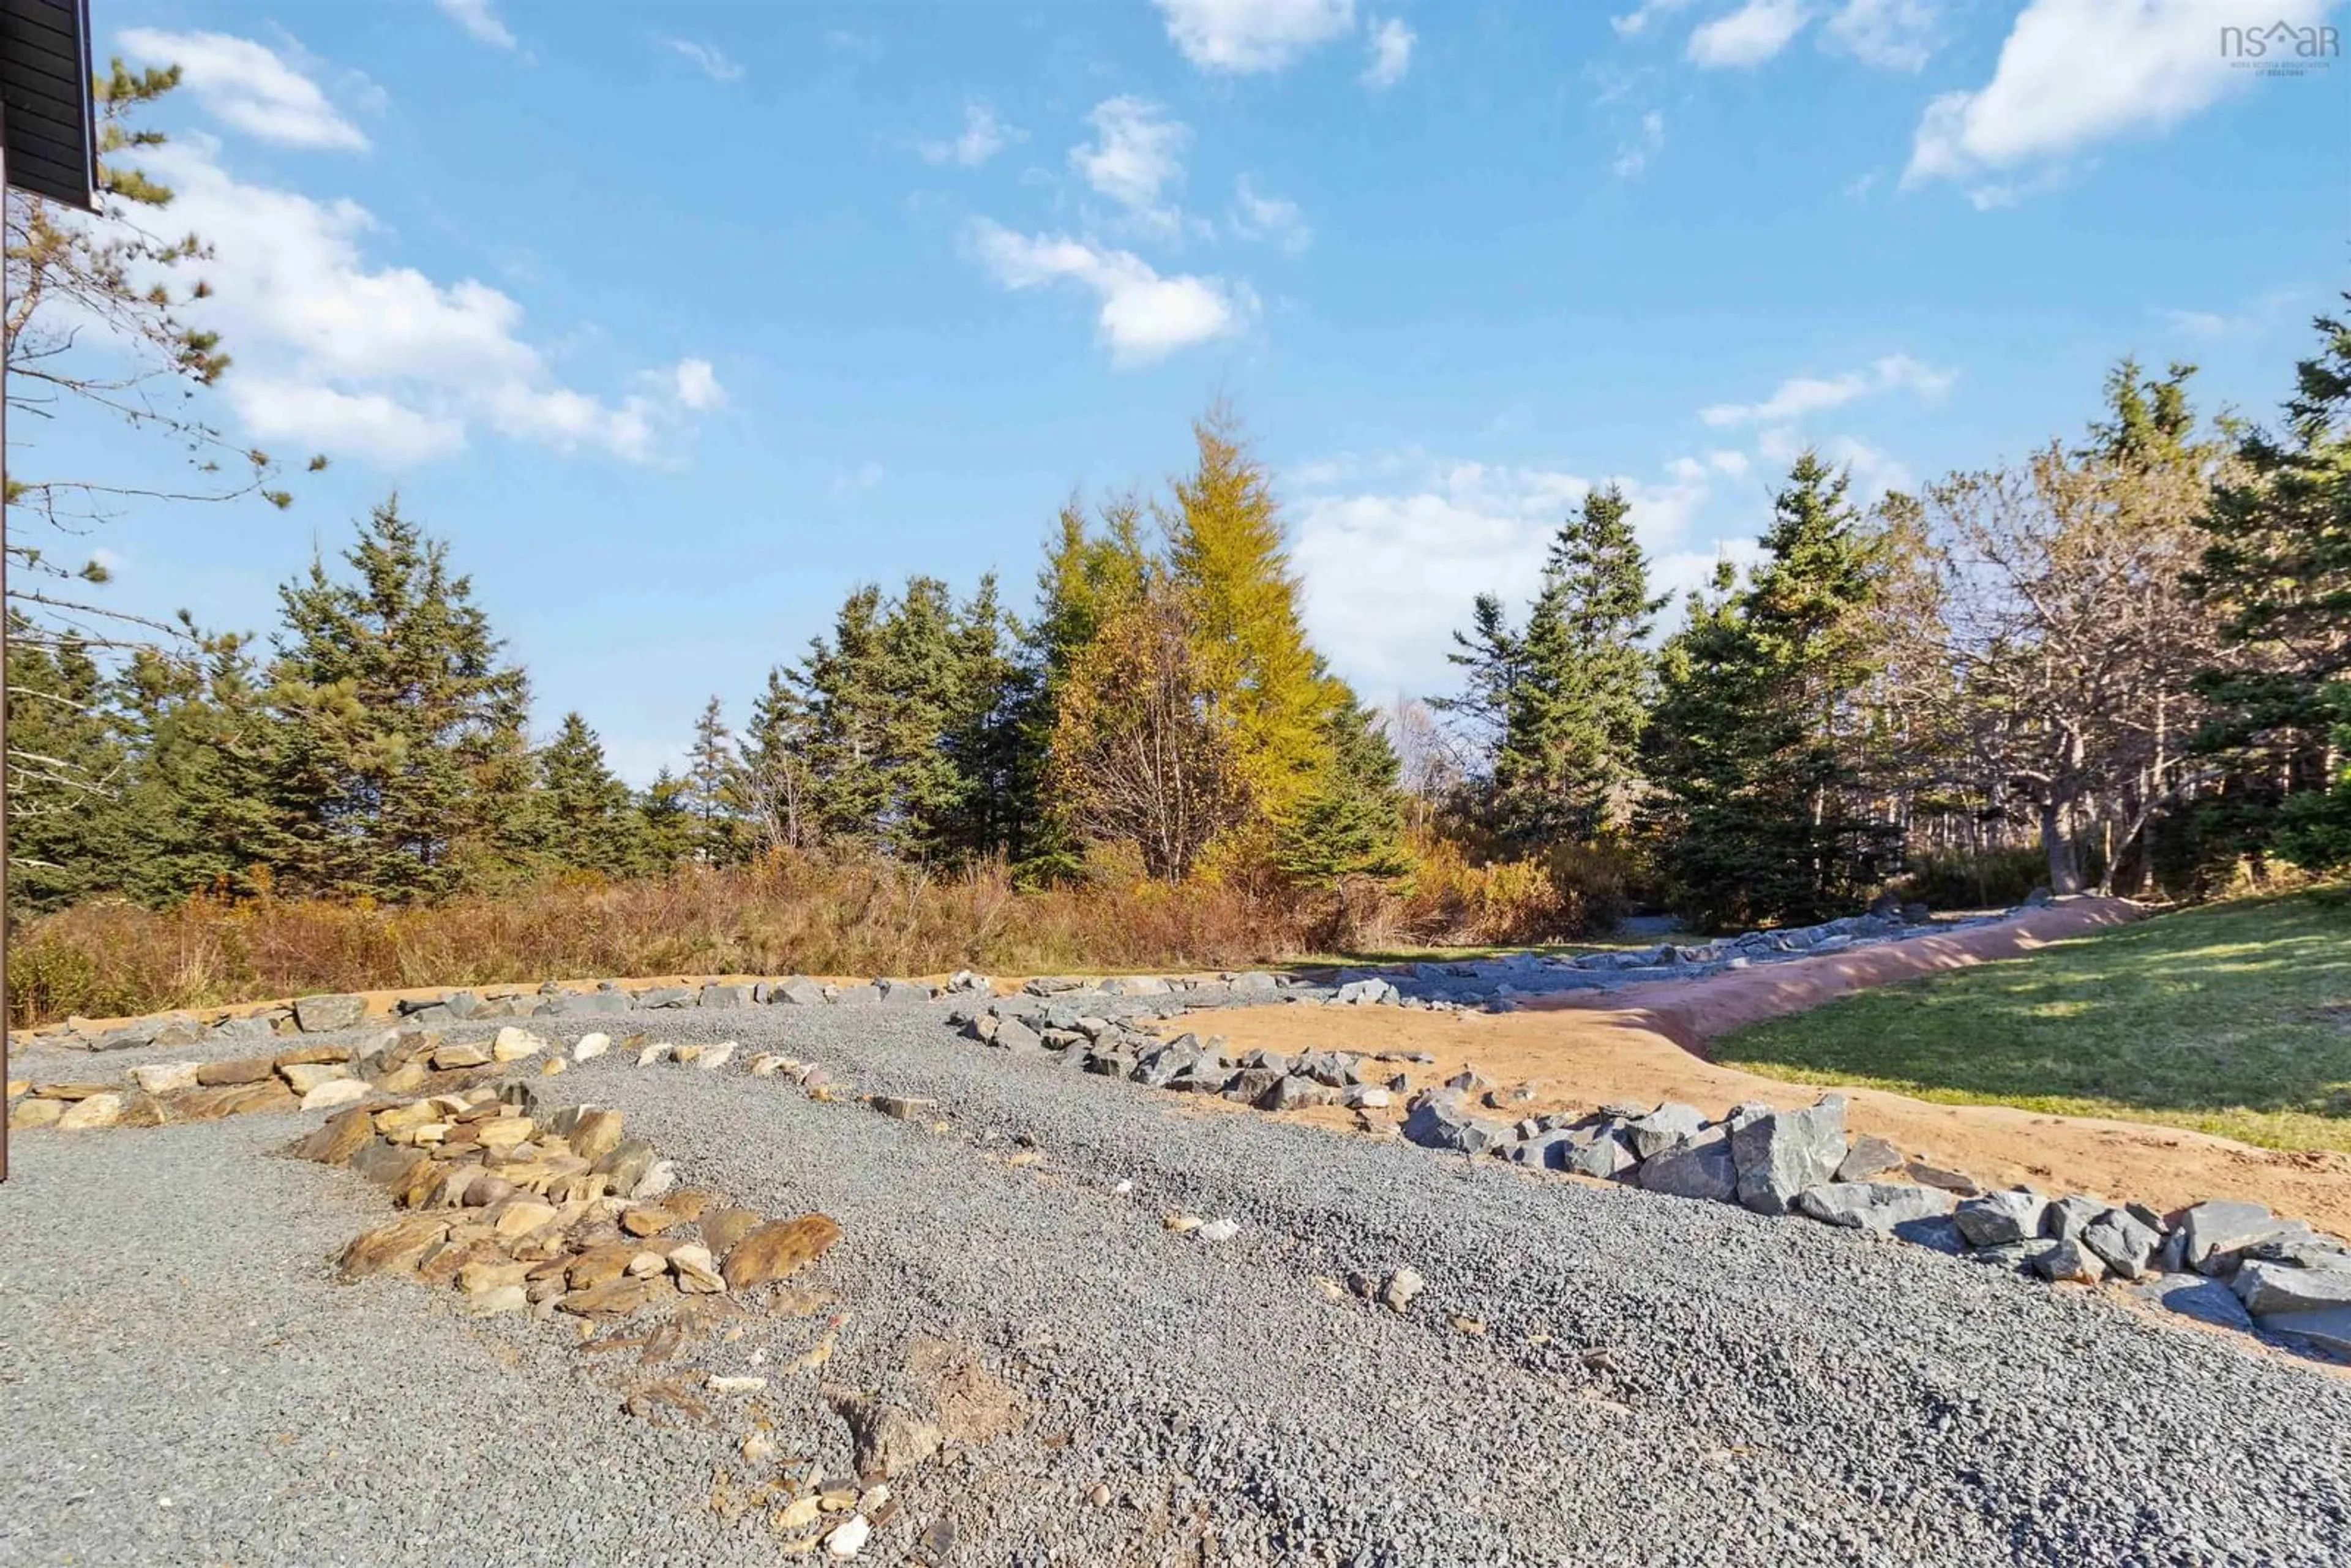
2232;1259;2351;1317
1624;1103;1709;1161
2080;1210;2163;1280
1637;1132;1738;1204
1795;1182;1957;1235
294;993;367;1033
2179;1199;2295;1275
1729;1095;1848;1216
1954;1189;2050;1249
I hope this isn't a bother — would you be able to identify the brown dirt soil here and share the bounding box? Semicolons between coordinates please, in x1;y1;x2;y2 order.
1160;902;2351;1242
1524;897;2148;1050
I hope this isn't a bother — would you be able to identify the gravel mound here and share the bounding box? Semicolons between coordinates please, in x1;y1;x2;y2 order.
5;1000;2348;1565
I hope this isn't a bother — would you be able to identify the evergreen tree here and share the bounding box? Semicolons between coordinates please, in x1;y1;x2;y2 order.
2193;298;2351;868
683;696;749;864
1645;456;1891;927
936;574;1024;862
530;712;648;875
1276;685;1409;885
4;626;125;913
1431;594;1522;762
263;500;531;899
637;769;697;867
1163;412;1332;834
102;627;277;904
1488;484;1663;845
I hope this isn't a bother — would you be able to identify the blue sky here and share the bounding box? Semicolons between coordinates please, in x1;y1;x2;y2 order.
25;0;2347;782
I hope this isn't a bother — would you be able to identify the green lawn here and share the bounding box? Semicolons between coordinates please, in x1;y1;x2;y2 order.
1715;888;2351;1152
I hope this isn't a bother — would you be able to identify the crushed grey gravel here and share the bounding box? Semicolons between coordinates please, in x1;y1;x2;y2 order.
5;1000;2350;1566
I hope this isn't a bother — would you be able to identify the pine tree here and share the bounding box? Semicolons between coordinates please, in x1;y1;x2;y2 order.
1431;594;1522;763
1163;412;1332;835
530;712;648;876
263;500;531;899
1646;456;1891;926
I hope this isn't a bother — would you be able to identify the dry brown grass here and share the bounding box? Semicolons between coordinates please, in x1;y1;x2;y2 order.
6;842;1632;1026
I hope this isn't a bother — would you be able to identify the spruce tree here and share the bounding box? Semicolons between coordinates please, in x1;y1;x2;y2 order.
2193;298;2351;867
1646;456;1890;926
1487;484;1664;846
530;711;648;875
1276;685;1409;885
4;626;125;913
683;696;750;865
263;500;531;899
102;627;276;904
637;769;697;867
1431;593;1522;763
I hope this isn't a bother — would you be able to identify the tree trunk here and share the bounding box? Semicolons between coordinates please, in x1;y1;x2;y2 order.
2038;797;2082;895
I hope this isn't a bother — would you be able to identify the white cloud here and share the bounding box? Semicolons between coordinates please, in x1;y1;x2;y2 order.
1708;448;1752;476
2158;289;2300;340
1904;0;2328;195
133;138;710;466
1362;18;1415;88
437;0;517;51
1291;457;1721;700
1070;97;1191;233
118;30;368;151
966;220;1247;366
1817;433;1914;498
1156;0;1358;73
921;102;1019;167
1701;353;1955;426
1823;0;1937;69
663;37;743;82
1614;109;1667;178
1687;0;1812;67
1612;0;1700;37
672;358;725;410
1232;176;1312;253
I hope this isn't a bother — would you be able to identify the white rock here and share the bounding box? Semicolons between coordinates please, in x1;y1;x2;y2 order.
636;1041;674;1067
824;1515;871;1558
129;1061;201;1095
1198;1218;1240;1243
571;1032;610;1062
490;1026;545;1062
301;1078;373;1111
1112;1179;1133;1195
631;1159;678;1201
747;1053;784;1076
696;1041;738;1071
467;1285;529;1316
707;1374;768;1395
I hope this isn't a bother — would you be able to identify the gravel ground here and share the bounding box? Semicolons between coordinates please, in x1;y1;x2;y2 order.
5;1000;2349;1566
